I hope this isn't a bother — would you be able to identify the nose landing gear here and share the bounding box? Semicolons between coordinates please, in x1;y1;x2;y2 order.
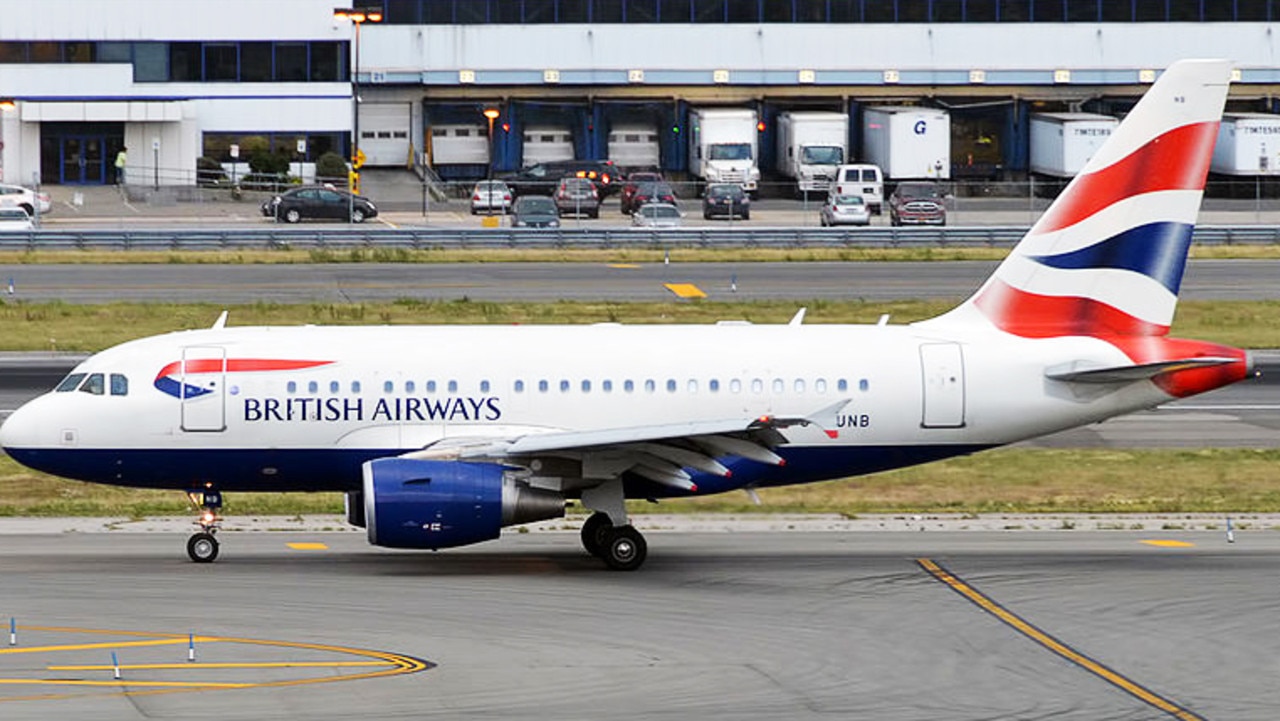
186;489;222;563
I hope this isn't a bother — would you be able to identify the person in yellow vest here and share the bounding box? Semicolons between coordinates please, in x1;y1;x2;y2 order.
114;147;127;185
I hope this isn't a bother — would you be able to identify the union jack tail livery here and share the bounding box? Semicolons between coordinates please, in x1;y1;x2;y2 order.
927;59;1248;397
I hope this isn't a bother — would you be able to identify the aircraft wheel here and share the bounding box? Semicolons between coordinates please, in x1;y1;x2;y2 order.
580;512;613;558
601;525;647;571
187;532;219;563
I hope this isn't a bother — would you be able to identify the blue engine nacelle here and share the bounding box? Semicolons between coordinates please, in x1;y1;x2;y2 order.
362;457;565;550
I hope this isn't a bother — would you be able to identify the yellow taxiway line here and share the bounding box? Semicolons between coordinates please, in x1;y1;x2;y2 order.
286;542;330;550
664;282;707;299
917;558;1204;721
48;661;392;671
1141;540;1196;548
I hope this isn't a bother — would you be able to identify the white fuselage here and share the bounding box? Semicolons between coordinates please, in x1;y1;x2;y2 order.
0;321;1171;496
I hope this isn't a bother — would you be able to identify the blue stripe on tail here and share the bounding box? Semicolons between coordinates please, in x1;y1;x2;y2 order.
1029;222;1193;294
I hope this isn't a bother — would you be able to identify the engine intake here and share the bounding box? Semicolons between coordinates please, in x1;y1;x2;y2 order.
362;457;564;550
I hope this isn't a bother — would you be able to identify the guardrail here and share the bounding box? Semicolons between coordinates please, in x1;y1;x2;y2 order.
0;225;1276;252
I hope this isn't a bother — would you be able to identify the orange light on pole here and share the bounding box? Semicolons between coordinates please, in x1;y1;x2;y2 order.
483;108;501;179
333;7;383;194
0;98;15;112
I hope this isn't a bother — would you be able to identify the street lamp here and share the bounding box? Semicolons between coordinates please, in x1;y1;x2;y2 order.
483;108;500;179
333;7;383;196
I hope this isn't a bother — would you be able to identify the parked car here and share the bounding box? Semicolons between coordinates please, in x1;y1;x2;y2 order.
0;207;34;231
0;183;52;217
554;177;601;218
470;180;513;215
631;202;682;228
502;160;621;198
628;181;677;212
261;186;378;223
512;195;560;228
819;194;871;227
619;171;664;214
888;182;947;226
832;164;883;215
701;183;750;220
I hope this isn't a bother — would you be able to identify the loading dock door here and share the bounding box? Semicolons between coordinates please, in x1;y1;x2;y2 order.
920;343;965;428
358;103;412;166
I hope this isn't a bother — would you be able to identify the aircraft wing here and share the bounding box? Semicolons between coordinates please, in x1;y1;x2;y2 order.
401;400;849;492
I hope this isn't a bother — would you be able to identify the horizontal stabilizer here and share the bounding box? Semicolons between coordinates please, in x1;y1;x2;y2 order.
1046;356;1239;384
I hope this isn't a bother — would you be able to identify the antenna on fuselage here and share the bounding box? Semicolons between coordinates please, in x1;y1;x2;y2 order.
211;311;229;330
788;308;807;326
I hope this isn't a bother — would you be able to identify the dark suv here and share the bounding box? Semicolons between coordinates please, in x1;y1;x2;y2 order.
888;182;947;226
501;160;621;198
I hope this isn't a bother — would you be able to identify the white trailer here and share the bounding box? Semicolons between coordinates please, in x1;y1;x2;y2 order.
861;107;950;180
607;123;661;171
775;111;848;194
688;107;760;191
1212;112;1280;175
1029;112;1118;177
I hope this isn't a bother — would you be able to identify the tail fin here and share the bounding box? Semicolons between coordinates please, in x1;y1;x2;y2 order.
929;59;1231;338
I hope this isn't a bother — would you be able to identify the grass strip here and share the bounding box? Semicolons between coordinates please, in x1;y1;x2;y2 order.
3;298;1279;351
1;243;1279;265
2;449;1279;518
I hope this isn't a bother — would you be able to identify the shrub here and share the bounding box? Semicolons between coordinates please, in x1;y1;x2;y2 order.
315;152;349;185
196;156;227;187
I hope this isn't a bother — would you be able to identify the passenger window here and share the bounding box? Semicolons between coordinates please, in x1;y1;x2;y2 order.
582;380;591;393
79;373;105;396
644;379;656;393
603;380;613;393
515;380;525;393
687;379;697;393
481;380;491;393
624;380;635;393
426;380;436;393
383;380;394;393
352;381;361;393
709;379;720;393
837;379;849;392
772;378;784;394
56;373;87;393
287;381;297;394
751;379;763;394
816;379;828;393
308;381;318;394
448;380;458;393
538;380;549;393
794;379;805;393
730;379;742;394
559;379;570;392
405;381;415;393
666;379;677;393
329;381;340;394
860;379;870;391
110;374;129;396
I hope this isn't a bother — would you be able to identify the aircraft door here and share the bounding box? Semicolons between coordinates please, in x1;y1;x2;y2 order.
919;342;965;428
181;346;227;432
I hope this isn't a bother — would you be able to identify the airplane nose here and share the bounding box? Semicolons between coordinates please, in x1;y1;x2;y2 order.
1;400;40;452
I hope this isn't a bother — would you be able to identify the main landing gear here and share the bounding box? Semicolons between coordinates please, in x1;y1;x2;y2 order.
579;479;648;571
580;512;648;571
185;488;222;563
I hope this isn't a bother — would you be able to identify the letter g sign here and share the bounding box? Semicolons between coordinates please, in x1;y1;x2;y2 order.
913;120;927;135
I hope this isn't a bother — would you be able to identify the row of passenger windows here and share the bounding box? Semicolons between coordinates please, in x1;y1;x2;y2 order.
0;41;348;84
55;373;129;396
283;377;870;395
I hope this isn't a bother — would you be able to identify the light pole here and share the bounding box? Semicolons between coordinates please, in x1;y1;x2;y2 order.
483;108;500;180
333;7;382;197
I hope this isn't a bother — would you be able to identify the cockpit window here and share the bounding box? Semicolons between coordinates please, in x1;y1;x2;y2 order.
110;374;129;396
78;373;105;396
56;373;87;392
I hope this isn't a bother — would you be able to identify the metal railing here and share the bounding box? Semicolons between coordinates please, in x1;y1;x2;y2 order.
0;225;1276;252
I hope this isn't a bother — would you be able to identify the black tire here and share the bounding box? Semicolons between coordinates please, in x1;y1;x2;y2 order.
351;208;366;223
284;208;301;224
187;532;219;563
20;204;34;217
703;211;711;220
580;512;613;558
741;211;750;221
601;525;647;571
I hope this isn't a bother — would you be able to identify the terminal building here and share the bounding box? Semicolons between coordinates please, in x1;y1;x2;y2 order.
3;0;1280;187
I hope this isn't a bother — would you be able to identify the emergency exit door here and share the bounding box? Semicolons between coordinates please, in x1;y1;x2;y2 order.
920;343;965;428
181;346;227;432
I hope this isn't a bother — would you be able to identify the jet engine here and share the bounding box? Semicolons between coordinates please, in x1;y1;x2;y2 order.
361;458;565;550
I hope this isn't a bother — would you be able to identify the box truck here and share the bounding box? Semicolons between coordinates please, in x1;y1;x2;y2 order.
1211;112;1280;175
688;108;761;192
861;107;950;180
1029;112;1118;177
775;111;848;194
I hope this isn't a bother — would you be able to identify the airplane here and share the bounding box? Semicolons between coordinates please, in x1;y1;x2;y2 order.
0;59;1255;570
